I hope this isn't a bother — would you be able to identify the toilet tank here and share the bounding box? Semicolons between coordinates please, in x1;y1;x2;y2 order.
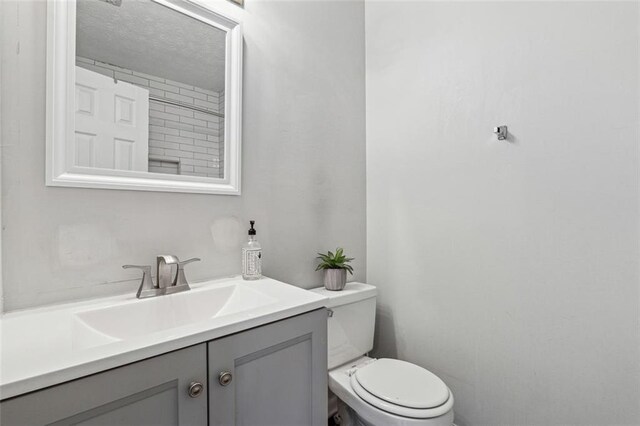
312;283;377;369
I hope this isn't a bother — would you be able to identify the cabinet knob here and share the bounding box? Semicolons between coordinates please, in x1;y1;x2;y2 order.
188;381;204;398
218;371;233;386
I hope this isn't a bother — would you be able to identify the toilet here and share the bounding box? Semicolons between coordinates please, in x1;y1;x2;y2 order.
312;283;455;426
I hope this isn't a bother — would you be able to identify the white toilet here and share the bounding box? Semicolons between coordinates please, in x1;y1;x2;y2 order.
312;283;455;426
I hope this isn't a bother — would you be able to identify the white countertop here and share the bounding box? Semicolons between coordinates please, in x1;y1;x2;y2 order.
0;276;327;400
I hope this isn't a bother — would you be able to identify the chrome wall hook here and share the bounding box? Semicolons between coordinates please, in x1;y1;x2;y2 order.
494;125;508;141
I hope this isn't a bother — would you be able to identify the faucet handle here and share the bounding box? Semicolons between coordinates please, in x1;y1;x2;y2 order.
123;264;151;270
173;258;201;288
123;264;158;299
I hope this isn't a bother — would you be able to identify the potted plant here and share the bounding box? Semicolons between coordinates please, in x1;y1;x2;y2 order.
316;248;354;291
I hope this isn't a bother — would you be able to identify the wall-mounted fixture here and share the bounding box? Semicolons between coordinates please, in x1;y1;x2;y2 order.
494;125;508;141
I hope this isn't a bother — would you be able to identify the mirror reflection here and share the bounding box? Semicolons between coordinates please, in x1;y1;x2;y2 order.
75;0;226;179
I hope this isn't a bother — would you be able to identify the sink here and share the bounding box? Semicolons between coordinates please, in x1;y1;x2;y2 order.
1;276;328;399
73;282;277;348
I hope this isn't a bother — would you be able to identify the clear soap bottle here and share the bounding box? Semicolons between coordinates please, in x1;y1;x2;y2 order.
242;220;262;280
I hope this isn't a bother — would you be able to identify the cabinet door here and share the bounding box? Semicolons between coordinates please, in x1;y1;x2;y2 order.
208;309;327;426
1;344;207;426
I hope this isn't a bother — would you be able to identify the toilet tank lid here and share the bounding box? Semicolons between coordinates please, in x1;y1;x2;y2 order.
311;282;377;308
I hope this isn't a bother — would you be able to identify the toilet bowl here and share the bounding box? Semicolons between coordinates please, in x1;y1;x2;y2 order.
329;357;454;426
312;283;455;426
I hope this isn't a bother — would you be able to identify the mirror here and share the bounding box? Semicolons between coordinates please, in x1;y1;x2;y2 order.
76;0;227;178
46;0;242;194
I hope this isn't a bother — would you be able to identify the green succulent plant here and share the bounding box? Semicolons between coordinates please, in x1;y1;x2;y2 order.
315;248;354;275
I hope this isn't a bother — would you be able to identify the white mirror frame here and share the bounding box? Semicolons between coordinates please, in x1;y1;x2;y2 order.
46;0;242;195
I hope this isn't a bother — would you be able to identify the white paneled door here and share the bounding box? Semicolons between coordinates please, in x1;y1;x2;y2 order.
74;66;149;172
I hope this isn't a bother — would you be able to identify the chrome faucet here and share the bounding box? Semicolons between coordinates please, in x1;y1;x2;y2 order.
123;255;201;299
157;255;179;289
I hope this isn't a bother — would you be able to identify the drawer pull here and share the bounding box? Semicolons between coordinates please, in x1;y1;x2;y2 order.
219;371;233;386
188;381;204;398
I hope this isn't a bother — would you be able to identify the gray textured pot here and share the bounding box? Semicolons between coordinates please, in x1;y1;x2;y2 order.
324;269;347;291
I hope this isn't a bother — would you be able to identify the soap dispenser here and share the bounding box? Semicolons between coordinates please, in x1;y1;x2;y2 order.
242;220;262;280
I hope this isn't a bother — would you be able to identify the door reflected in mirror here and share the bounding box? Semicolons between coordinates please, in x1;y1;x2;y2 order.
75;0;226;179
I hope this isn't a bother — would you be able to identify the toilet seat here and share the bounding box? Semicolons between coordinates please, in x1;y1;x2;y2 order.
348;358;454;419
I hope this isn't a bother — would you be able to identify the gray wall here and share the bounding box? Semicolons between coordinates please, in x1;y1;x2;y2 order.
0;0;366;311
366;2;639;425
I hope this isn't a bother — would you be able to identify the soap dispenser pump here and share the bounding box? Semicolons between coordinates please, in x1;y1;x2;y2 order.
242;220;262;280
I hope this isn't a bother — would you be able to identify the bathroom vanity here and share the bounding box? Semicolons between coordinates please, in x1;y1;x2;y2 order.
0;277;328;425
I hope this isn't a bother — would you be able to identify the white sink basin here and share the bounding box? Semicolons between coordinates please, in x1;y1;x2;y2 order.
73;282;277;347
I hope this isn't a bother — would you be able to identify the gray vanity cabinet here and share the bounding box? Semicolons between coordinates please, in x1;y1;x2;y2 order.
1;309;327;426
208;308;328;426
0;344;207;426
